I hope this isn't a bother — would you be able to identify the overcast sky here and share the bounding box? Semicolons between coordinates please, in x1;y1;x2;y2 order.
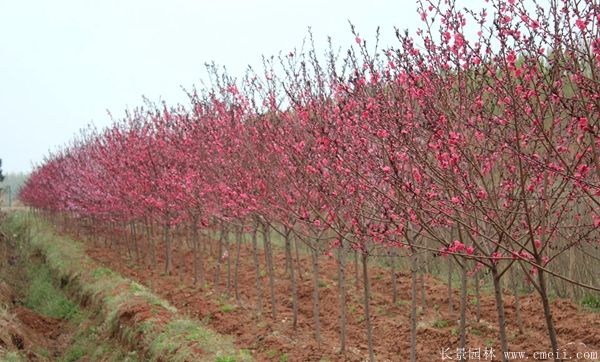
0;0;421;173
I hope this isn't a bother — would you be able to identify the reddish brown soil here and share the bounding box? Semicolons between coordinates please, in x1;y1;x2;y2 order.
0;257;68;360
79;234;600;362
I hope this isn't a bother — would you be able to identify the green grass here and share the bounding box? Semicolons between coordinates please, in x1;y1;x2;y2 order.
432;318;449;328
215;356;237;362
0;351;27;362
61;345;86;362
219;304;236;313
1;212;144;362
24;262;82;321
581;294;600;311
4;211;252;362
471;327;483;336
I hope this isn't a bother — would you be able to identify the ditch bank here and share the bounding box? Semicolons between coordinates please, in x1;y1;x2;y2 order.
1;211;251;362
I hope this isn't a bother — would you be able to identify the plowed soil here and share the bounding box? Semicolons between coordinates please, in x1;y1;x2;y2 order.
81;233;600;362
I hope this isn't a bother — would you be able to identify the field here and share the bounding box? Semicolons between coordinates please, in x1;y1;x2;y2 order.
1;211;599;361
83;224;600;361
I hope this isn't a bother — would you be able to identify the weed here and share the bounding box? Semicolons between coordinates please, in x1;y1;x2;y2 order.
581;294;600;311
220;304;236;313
432;319;449;328
471;328;483;336
25;261;81;321
215;356;237;362
0;351;27;362
62;345;86;362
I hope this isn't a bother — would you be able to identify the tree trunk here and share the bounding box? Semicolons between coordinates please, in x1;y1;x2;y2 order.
459;263;468;351
294;234;303;280
262;223;277;319
537;267;560;362
251;226;263;316
178;226;185;282
354;250;360;292
192;220;199;285
510;267;523;334
337;239;347;354
362;253;375;362
491;265;509;362
420;265;427;312
164;223;172;275
475;270;481;322
226;228;232;297
410;252;418;362
448;257;453;313
311;245;322;346
285;228;298;330
234;226;242;305
391;249;398;304
215;229;224;292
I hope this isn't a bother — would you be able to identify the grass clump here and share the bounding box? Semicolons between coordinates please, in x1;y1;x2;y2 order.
219;304;236;313
25;263;82;321
432;318;449;328
581;294;600;311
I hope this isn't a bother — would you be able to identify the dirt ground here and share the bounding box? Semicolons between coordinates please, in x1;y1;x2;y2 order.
80;232;600;362
0;226;71;360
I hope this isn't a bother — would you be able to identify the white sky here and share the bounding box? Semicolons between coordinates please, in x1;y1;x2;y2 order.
0;0;420;173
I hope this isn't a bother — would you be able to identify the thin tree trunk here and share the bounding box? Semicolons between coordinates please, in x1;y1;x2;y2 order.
475;270;481;322
192;219;199;285
337;239;347;354
178;226;184;282
226;227;232;297
391;249;398;304
420;262;427;312
251;226;263;316
354;250;360;292
164;223;172;275
511;267;523;334
234;226;242;305
459;263;468;351
311;245;322;346
491;265;509;362
537;268;560;361
448;257;453;313
362;252;375;362
262;222;277;319
131;222;140;262
294;234;303;280
285;228;298;330
149;219;157;270
124;222;133;259
215;229;224;292
410;252;418;362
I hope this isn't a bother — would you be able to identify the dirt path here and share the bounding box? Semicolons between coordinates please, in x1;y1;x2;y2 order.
83;235;600;361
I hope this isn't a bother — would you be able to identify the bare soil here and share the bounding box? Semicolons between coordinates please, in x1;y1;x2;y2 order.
81;233;600;362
